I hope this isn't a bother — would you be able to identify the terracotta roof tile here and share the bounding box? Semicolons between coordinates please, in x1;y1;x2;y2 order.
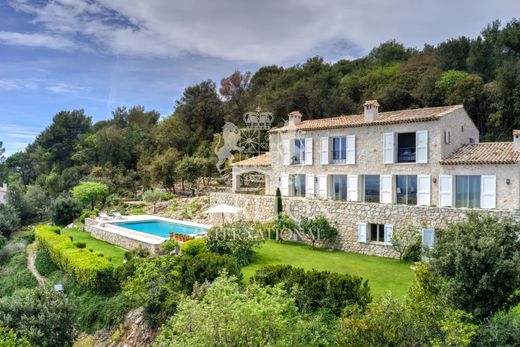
440;142;520;165
270;105;463;132
232;153;270;167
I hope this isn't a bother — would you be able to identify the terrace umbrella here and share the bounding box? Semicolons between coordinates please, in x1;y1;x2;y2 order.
203;203;243;224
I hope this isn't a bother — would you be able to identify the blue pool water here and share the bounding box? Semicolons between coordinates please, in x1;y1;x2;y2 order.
110;220;208;238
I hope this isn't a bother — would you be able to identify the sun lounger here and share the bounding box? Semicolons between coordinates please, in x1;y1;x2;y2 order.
113;212;126;219
99;212;111;220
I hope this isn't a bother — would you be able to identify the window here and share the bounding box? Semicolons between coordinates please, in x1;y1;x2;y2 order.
331;175;348;201
292;139;305;164
396;175;417;205
291;174;306;197
332;137;346;163
397;132;416;163
444;130;451;144
455;175;481;208
363;175;380;202
370;224;385;242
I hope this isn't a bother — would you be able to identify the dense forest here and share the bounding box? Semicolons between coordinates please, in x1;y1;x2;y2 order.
1;19;520;201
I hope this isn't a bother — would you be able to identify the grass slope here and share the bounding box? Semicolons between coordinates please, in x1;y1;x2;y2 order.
62;229;126;266
243;241;414;297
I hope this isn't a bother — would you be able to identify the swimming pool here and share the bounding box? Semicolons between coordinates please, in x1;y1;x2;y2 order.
108;219;209;238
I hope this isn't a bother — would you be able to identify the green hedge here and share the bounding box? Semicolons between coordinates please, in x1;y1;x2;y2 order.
35;225;117;292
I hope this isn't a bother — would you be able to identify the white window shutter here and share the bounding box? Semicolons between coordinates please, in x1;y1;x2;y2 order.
384;224;393;245
318;175;328;199
282;139;290;166
417;175;431;206
358;223;367;243
422;228;435;249
416;130;428;163
347;175;358;202
383;132;395;164
380;175;393;203
304;138;313;165
346;135;356;164
439;175;453;207
305;174;315;198
320;137;329;165
280;174;289;196
481;175;496;209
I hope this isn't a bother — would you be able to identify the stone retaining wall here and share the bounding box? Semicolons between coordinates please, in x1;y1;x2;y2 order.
84;219;160;253
210;192;520;258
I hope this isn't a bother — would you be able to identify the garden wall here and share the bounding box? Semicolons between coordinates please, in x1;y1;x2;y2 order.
210;192;520;258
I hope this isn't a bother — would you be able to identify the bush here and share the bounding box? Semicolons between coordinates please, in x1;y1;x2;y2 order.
0;240;27;264
160;238;179;255
0;287;77;347
252;264;371;315
0;251;38;297
0;203;20;237
51;195;83;226
299;215;338;248
177;253;242;294
403;238;422;262
181;238;207;256
74;241;87;249
0;234;6;249
476;306;520;346
35;248;58;276
35;225;117;292
429;213;520;318
206;221;264;266
74;292;130;333
0;327;31;347
154;274;328;347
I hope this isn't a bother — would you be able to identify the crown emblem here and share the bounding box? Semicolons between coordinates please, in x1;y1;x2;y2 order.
243;106;273;130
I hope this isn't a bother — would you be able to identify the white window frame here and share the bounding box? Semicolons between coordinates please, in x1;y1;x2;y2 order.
481;175;496;209
320;137;329;165
304;138;313;165
439;175;453;207
383;132;395;164
416;130;428;164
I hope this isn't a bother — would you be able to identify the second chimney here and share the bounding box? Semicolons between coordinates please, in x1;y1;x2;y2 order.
363;100;379;122
514;130;520;152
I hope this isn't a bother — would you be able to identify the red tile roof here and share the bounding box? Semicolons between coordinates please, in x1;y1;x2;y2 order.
440;142;520;165
270;105;463;132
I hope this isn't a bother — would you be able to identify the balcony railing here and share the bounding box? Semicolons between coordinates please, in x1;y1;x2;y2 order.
397;147;416;163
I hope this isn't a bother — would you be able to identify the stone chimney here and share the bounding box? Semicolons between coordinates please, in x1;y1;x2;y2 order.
363;100;380;122
514;130;520;152
288;111;302;127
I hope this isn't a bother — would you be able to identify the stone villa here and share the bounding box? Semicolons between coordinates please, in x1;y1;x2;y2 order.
216;101;520;257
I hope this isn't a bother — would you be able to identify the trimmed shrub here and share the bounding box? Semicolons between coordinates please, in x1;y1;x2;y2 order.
35;225;117;292
79;209;99;223
74;241;87;249
181;238;207;256
252;264;372;315
403;239;422;262
35;248;58;276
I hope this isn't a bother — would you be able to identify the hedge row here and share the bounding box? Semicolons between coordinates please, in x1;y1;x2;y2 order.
35;225;117;292
251;264;372;315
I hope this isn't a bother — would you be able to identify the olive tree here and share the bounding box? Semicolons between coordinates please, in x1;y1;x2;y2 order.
142;189;162;213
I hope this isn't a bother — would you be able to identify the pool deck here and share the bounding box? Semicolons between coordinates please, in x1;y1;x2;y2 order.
84;215;212;252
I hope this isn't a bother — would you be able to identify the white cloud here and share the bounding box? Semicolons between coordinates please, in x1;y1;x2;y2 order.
0;78;38;91
0;31;81;50
5;0;520;64
46;82;89;93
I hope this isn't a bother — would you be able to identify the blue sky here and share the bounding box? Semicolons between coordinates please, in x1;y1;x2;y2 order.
1;0;520;156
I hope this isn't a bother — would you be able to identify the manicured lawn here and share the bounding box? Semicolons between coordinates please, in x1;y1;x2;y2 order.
62;229;126;266
243;241;415;298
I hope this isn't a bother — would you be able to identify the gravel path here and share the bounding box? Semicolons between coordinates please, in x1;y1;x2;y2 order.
27;243;46;286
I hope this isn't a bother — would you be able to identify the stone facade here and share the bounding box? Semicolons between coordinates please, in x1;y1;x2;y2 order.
84;218;160;253
210;192;520;258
